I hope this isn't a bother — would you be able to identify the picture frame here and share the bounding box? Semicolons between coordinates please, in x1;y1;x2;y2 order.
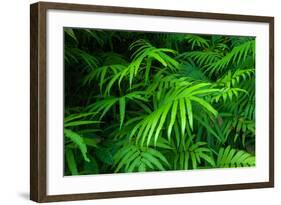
30;1;274;202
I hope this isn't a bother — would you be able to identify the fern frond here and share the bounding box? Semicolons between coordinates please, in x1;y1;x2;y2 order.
65;148;79;175
83;64;127;93
83;52;129;93
84;29;105;46
88;91;149;128
64;129;90;162
174;138;215;170
113;144;170;172
127;39;179;85
233;117;255;145
64;28;77;42
217;68;255;87
212;87;248;103
65;47;100;70
184;35;209;50
206;40;255;75
179;51;223;67
216;146;255;167
130;83;218;146
177;62;209;81
146;72;192;94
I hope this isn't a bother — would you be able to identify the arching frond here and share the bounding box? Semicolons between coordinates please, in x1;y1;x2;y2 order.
126;39;179;85
129;83;219;146
179;51;223;67
233;117;255;146
64;129;90;162
184;34;210;50
88;91;149;128
177;62;209;81
173;138;215;170
211;87;248;103
113;144;170;172
65;47;100;70
146;72;192;94
83;29;106;46
217;68;255;87
82;52;129;93
216;146;255;167
206;40;255;76
64;28;77;42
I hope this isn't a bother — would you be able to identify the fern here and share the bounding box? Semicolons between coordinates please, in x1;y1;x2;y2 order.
65;47;99;70
179;51;223;67
114;144;170;172
88;91;148;128
130;83;218;146
65;148;79;175
184;34;209;50
217;68;255;87
206;40;255;76
83;53;129;93
216;146;255;167
63;28;256;175
212;87;247;103
173;138;215;170
130;40;179;81
64;129;90;162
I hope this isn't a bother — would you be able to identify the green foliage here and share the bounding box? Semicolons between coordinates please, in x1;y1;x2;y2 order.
206;40;255;76
129;82;219;147
114;143;170;172
64;28;256;175
216;146;255;167
64;129;90;162
173;137;215;170
184;34;210;49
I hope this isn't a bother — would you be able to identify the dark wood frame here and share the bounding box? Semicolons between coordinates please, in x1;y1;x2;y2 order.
30;1;274;202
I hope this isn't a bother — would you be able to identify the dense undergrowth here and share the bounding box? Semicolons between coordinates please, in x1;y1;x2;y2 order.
64;28;255;175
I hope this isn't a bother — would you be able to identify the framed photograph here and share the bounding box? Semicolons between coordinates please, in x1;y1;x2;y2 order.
30;1;274;202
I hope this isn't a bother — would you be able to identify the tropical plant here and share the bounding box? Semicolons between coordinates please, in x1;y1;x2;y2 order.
64;28;256;175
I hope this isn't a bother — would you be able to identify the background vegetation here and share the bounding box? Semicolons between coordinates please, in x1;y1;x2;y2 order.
64;28;256;176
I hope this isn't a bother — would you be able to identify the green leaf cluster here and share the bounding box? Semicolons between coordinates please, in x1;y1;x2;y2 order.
64;28;255;175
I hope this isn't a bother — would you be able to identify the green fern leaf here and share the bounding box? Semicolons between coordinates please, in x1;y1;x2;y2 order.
64;129;90;162
216;146;255;167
